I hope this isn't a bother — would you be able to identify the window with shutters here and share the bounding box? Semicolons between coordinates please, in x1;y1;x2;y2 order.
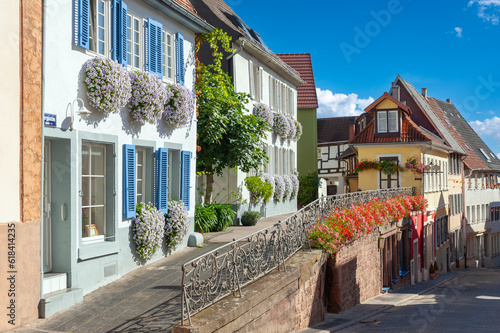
126;11;143;69
248;62;261;101
89;0;110;56
168;150;181;201
82;142;114;241
376;110;398;133
162;29;175;81
379;156;400;189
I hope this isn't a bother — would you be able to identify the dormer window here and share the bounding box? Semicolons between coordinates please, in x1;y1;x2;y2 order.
377;110;398;133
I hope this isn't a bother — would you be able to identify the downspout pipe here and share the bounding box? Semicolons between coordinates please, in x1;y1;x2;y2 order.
422;142;432;196
40;0;47;299
226;40;245;61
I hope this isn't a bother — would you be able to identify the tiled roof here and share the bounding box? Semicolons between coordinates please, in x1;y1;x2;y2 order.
173;0;199;16
190;0;300;83
276;53;318;109
317;116;356;143
364;92;410;114
395;76;465;155
350;116;444;145
431;98;500;171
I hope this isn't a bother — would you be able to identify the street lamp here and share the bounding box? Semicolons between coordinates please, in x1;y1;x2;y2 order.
70;98;91;130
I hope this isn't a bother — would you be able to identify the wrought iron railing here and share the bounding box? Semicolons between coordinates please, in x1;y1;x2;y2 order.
180;187;413;325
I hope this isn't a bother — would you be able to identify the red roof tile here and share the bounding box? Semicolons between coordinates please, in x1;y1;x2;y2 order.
276;53;318;109
364;92;411;114
427;97;488;169
173;0;199;16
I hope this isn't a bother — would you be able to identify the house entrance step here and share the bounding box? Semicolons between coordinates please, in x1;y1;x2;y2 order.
43;272;67;295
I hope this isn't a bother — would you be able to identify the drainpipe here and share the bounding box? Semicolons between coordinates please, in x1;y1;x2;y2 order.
226;39;245;61
40;0;48;299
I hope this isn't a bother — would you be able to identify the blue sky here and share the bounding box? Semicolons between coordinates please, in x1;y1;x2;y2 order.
228;0;500;155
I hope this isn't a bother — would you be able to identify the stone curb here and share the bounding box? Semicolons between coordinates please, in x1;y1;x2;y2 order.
307;269;476;332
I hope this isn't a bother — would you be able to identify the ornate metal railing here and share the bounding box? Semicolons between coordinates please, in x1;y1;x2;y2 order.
180;187;413;325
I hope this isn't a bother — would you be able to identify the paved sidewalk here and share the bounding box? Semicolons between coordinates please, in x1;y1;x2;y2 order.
12;212;293;333
300;269;475;333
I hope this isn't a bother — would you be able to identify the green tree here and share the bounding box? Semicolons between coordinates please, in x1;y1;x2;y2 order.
195;29;268;203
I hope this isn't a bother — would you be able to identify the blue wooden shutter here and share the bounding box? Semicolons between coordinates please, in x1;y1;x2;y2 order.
123;144;136;218
147;19;163;78
156;148;169;214
180;151;191;210
77;0;90;49
111;1;127;65
176;32;184;85
120;2;128;65
112;0;120;61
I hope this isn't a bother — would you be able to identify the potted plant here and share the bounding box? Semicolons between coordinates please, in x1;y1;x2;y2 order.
434;261;439;276
241;211;261;226
429;263;436;280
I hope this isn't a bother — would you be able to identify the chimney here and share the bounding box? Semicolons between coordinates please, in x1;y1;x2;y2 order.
422;88;428;99
446;98;451;103
392;85;400;101
348;124;355;143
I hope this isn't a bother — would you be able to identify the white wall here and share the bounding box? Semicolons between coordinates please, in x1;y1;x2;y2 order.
0;1;21;222
43;0;198;227
228;49;298;213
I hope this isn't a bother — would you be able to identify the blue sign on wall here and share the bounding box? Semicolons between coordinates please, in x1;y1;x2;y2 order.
44;113;56;127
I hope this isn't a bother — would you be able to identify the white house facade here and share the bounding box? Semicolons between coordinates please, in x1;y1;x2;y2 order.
191;0;304;219
40;0;211;317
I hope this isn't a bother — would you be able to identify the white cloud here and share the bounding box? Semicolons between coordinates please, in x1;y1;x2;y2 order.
469;117;500;156
316;88;374;118
455;27;463;38
468;0;500;25
469;116;500;139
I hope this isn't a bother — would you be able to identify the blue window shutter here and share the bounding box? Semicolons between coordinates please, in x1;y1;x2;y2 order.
176;32;184;85
147;19;163;78
180;151;191;210
77;0;90;49
156;148;169;214
123;144;136;218
111;0;120;61
120;1;128;66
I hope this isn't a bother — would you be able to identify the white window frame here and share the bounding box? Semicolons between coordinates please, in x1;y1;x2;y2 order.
126;11;144;70
81;142;107;241
136;147;147;204
89;0;111;57
162;29;175;82
377;111;387;133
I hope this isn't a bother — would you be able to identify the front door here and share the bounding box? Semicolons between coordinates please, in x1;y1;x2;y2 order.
43;141;52;273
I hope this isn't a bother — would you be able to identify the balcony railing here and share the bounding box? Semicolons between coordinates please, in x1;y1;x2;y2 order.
180;187;414;325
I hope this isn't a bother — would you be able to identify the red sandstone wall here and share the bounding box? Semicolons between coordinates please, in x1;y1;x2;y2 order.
327;231;382;313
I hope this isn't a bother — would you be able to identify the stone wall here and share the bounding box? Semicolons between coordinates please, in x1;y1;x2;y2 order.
326;231;382;313
173;250;327;333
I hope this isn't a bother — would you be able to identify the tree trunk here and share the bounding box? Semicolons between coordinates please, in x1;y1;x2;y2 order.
204;173;214;204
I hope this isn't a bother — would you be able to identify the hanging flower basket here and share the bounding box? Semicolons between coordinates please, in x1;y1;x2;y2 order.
132;203;165;260
165;200;189;250
273;113;292;139
274;174;285;202
293;119;303;141
128;70;171;124
83;57;131;114
253;103;274;131
162;83;195;129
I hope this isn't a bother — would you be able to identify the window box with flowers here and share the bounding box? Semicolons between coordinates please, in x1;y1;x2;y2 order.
162;83;195;129
83;57;132;114
132;203;165;261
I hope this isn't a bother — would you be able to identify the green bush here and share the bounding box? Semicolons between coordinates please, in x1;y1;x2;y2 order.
297;172;320;207
194;204;217;234
241;211;261;226
194;203;235;233
244;176;273;203
212;204;235;231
